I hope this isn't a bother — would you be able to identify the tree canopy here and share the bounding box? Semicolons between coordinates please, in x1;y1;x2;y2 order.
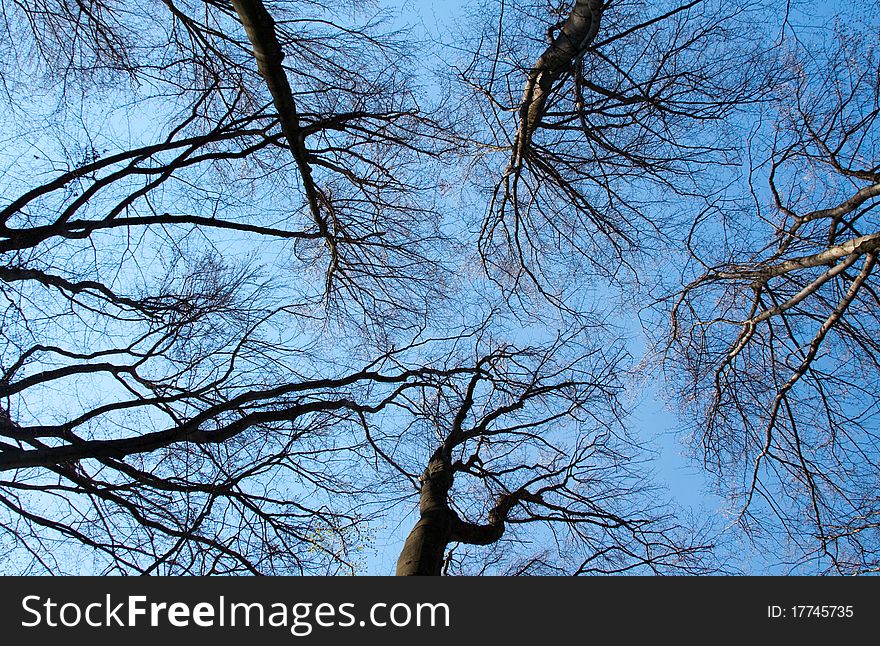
0;0;877;575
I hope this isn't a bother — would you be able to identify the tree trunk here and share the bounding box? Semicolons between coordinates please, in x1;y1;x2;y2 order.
395;452;455;575
395;450;516;575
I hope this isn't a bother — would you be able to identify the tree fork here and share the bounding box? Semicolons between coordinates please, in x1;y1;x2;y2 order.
396;449;524;575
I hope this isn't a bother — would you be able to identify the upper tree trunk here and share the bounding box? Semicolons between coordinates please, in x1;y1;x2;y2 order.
514;0;604;162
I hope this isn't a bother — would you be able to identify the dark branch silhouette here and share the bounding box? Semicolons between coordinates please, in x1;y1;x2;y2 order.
0;0;875;575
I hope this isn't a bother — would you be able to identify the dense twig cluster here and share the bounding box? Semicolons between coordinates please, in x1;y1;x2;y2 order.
1;0;875;575
666;23;880;572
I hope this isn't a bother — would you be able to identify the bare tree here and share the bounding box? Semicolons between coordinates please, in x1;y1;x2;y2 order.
0;0;462;573
392;330;716;575
1;0;874;576
663;13;880;573
453;0;774;300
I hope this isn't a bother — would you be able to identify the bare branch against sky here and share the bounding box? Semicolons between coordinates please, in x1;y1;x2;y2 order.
0;0;877;575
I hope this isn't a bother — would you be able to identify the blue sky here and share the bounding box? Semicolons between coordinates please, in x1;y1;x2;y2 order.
3;0;867;575
350;0;738;575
